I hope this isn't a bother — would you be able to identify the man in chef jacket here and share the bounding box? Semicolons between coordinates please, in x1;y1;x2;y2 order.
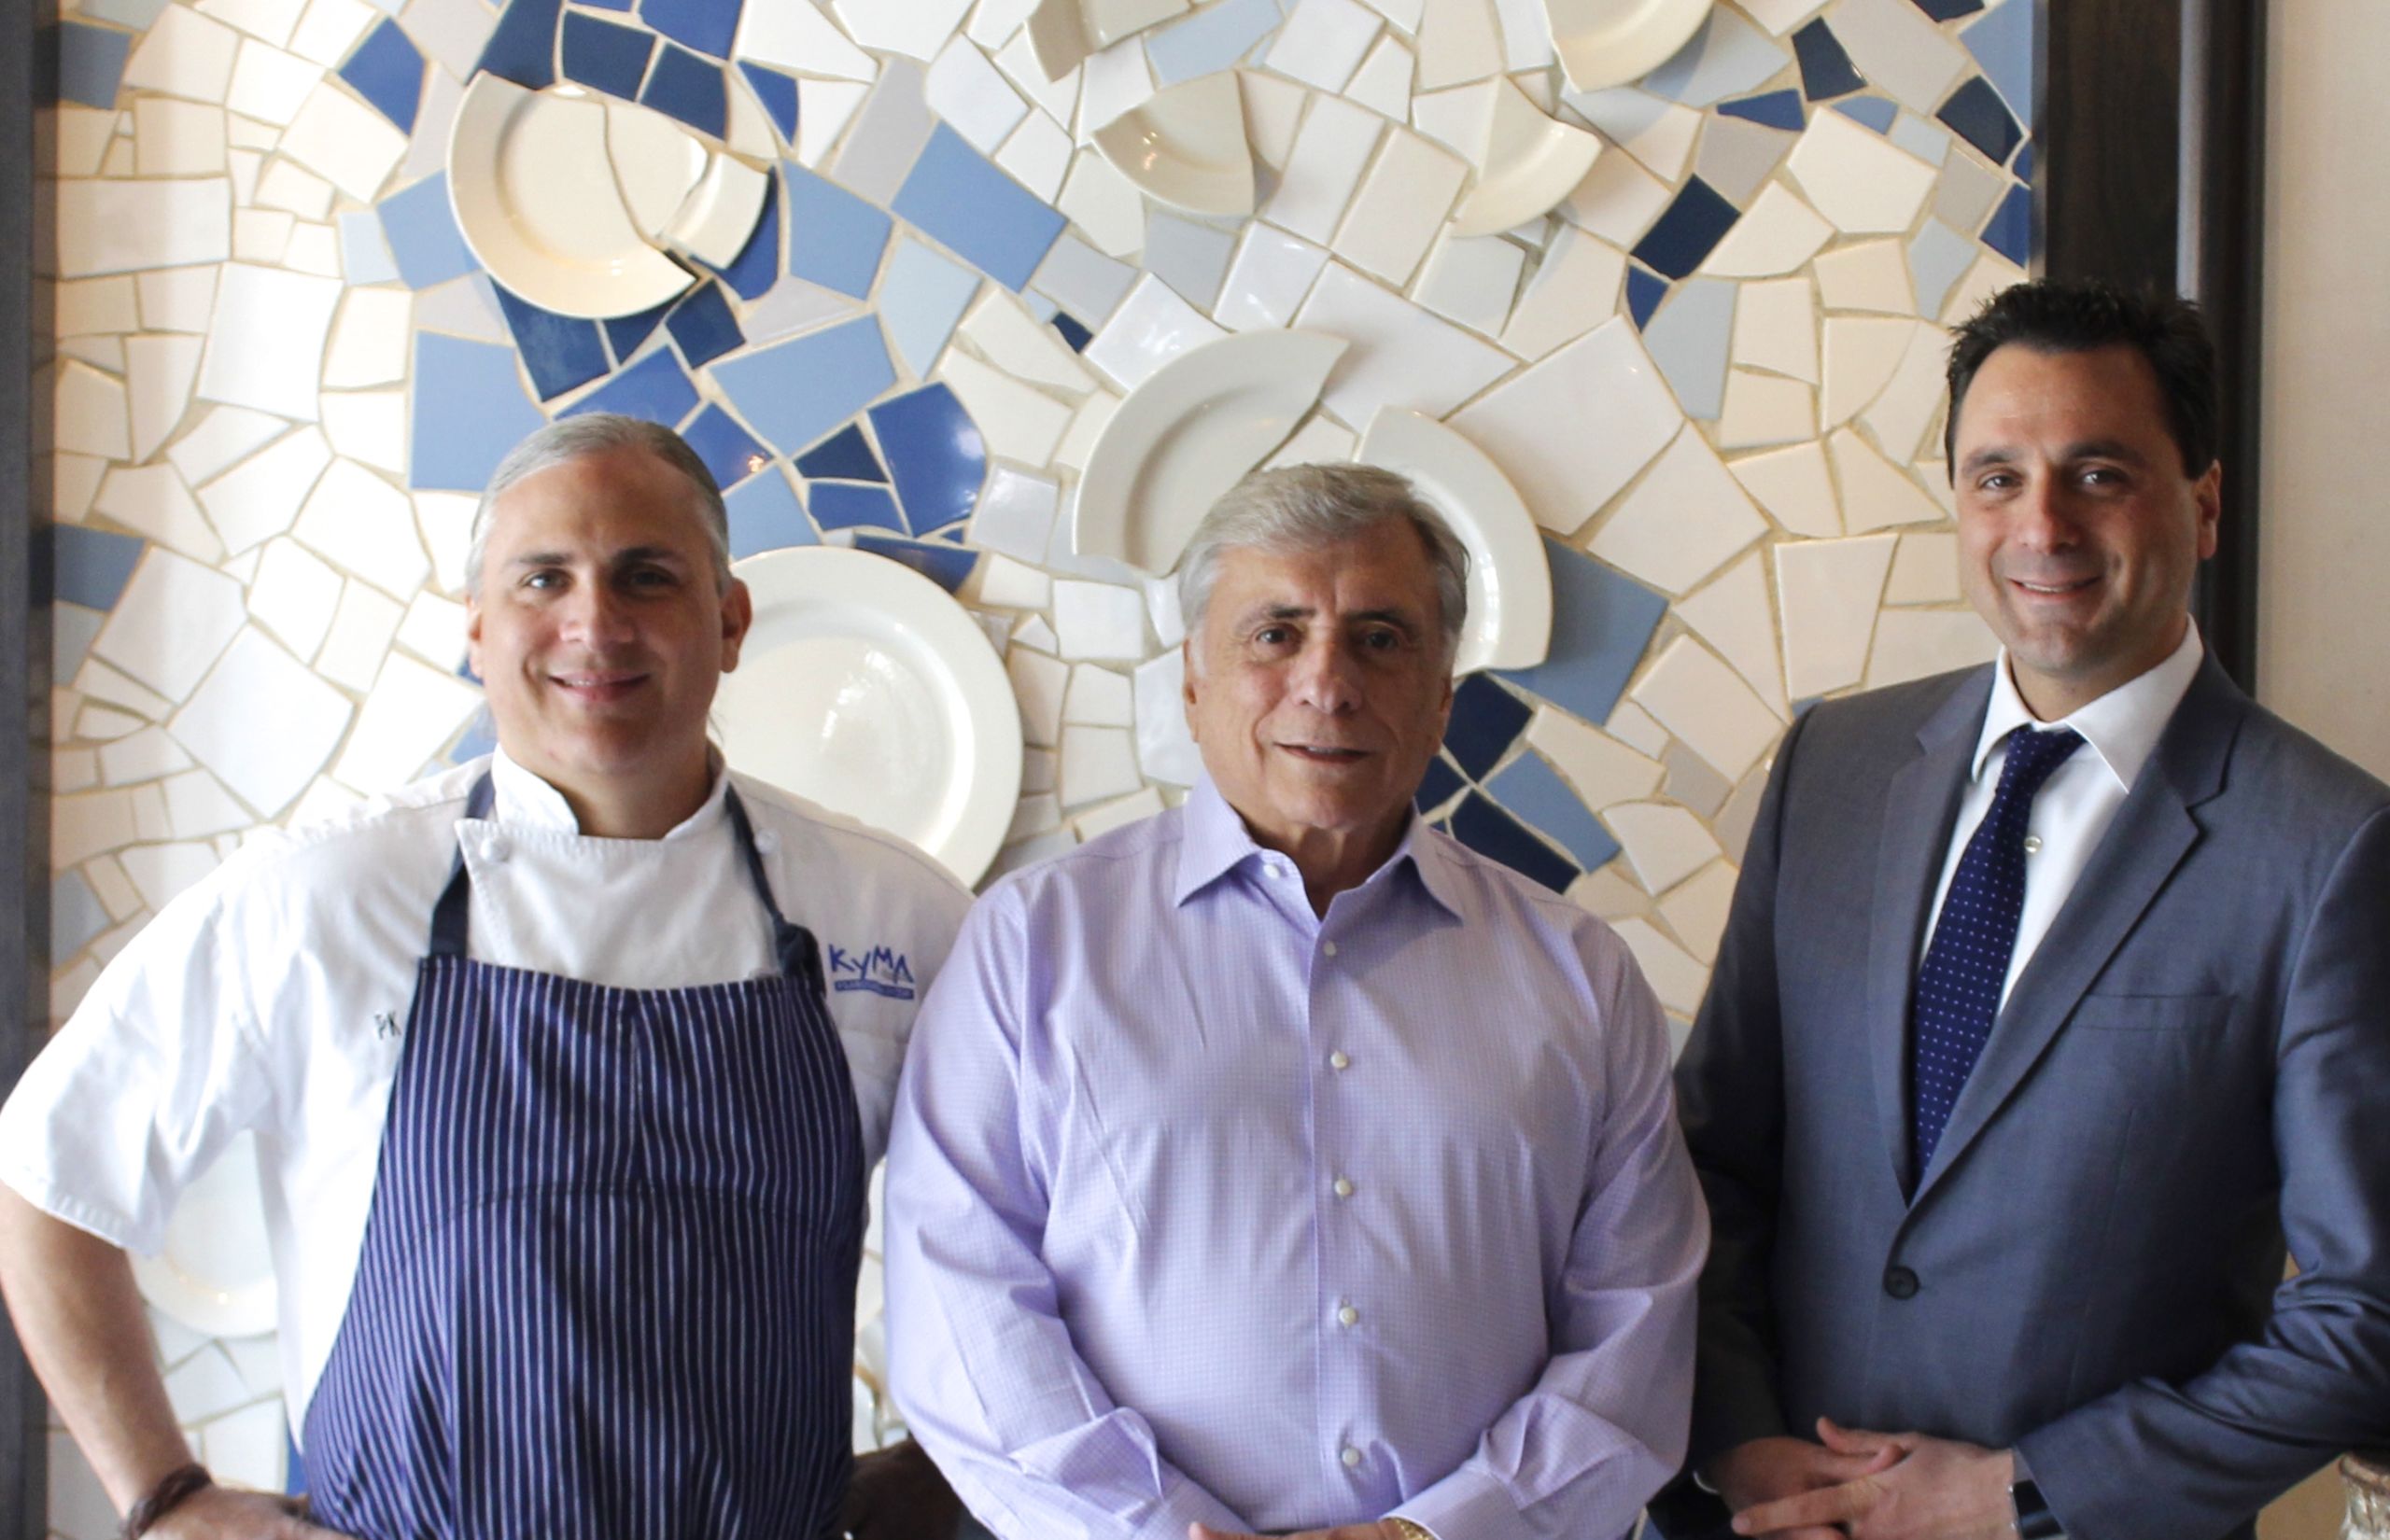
0;414;970;1540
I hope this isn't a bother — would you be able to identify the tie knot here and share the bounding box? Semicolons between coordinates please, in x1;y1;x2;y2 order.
1999;726;2084;797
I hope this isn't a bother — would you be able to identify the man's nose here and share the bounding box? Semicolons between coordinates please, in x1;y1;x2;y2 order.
560;581;634;641
2010;477;2080;550
1290;636;1363;711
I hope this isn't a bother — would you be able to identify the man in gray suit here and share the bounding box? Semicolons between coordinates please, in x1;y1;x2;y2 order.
1668;279;2390;1540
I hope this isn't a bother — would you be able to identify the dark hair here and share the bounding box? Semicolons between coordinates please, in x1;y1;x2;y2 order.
1944;279;2218;479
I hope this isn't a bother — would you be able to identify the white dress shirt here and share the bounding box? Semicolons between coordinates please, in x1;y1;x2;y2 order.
1920;623;2206;1004
0;749;967;1431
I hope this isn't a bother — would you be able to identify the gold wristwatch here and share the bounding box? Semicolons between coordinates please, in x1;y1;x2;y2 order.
1386;1519;1436;1540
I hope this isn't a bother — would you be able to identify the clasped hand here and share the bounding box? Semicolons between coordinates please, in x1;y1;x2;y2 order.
1718;1418;2017;1540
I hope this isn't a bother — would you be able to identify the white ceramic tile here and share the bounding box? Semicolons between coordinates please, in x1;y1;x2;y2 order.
1008;790;1061;842
738;0;877;77
1264;414;1357;469
1731;275;1818;384
76;705;144;742
1215;223;1330;331
1715;368;1815;449
1330;126;1467;287
1236;66;1306;168
330;652;481;792
1567;863;1646;920
975;552;1051;610
398;0;492;71
1554;140;1669;245
100;138;136;177
1013;612;1061;652
286;459;429;598
924;32;1030;150
59;337;127;372
200;1399;287;1493
1052;578;1148;659
1561;87;1697;181
388;592;463;671
1130;649;1202;784
288;0;374;63
1077;33;1157;133
134;97;227;175
1828;0;1968;113
1829;426;1944;532
1083;273;1226;390
253;158;332;220
1449;315;1679;534
278;78;408;201
794;77;870;168
246;536;344;658
1258;92;1385;245
76;657;174;721
937;350;1076;464
1032;233;1139;324
51;788;141;870
1055;148;1146;258
1821;314;1912;427
1051;388;1120;470
1656;857;1736;963
1075;785;1165;839
1524;707;1663;807
138;267;221;334
1883;529;1959;604
92;465;224;564
1784;110;1936;236
1141;573;1186;647
1939;250;2026;326
1062;663;1134;725
1412;233;1525;338
992;29;1077;126
1405;80;1480;155
54;360;131;461
56;177;234;278
1860;318;1949;463
1629;633;1779;781
174;409;298;498
966;0;1036;47
1586;423;1768;594
196;262;341;422
962;288;1096;393
1775;533;1894;698
1675;548;1788;716
1697;182;1832;277
1360;0;1425;30
91;550;248;703
54;106;115;177
54;455;107;524
320;390;408;474
286;223;345;277
966;463;1062;561
1345;34;1413;118
1498;223;1625;360
1736;0;1826;32
1019;744;1057;794
81;853;142;921
1263;0;1381;91
169;626;352;816
161;1344;254;1426
1864;606;1997;689
224;36;317;123
313;581;402;692
123;4;242;101
1813;238;1918;315
1298;260;1515;427
833;0;974;62
1726;440;1840;537
120;841;222;911
1413;0;1499;89
1006;644;1068;745
412;490;474;596
1059;722;1142;805
232;207;295;265
321;288;411;389
200;0;310;44
995;108;1075;200
1918;458;1960;518
1603;800;1722;896
160;766;249;838
1888;111;1947;168
56;277;139;337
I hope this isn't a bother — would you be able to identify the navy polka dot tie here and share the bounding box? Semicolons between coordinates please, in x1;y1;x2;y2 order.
1910;726;2084;1176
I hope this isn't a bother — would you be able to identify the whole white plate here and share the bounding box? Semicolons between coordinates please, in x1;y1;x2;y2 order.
713;548;1023;887
1358;407;1554;676
1546;0;1714;93
1074;329;1347;577
1091;72;1254;217
131;1131;278;1338
1451;77;1604;238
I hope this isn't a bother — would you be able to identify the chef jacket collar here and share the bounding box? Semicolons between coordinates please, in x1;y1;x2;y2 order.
485;747;733;842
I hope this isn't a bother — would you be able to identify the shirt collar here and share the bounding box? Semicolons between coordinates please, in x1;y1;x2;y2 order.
1173;774;1464;919
1970;620;2207;793
485;747;732;841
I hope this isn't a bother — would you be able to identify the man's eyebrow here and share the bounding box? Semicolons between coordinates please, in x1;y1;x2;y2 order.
505;545;689;567
1960;438;2153;476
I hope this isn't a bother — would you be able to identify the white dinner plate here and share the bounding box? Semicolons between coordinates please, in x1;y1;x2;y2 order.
131;1131;278;1338
1450;77;1604;238
1358;407;1554;676
1074;329;1347;577
1546;0;1714;93
713;548;1023;887
1091;72;1254;217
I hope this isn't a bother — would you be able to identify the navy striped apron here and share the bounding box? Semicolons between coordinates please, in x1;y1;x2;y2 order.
302;774;864;1540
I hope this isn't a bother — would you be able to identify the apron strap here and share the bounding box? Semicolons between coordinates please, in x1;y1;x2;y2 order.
425;772;497;959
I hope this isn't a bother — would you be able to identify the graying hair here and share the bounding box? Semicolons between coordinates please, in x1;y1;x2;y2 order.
463;414;733;595
1178;462;1469;665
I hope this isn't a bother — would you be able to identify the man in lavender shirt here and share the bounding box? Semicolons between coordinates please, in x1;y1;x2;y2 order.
884;463;1708;1540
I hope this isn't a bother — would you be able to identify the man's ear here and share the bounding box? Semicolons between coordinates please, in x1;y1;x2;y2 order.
1180;637;1201;741
719;578;754;672
2194;460;2223;562
465;595;485;681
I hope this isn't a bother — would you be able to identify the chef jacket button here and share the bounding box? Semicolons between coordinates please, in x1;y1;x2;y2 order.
1341;1447;1362;1469
1884;1265;1919;1300
754;829;780;855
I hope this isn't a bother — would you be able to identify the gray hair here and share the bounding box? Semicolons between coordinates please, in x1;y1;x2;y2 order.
464;413;733;595
1178;462;1470;665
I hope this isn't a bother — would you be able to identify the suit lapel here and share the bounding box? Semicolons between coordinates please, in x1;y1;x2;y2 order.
1913;655;2244;1205
1866;672;1991;1197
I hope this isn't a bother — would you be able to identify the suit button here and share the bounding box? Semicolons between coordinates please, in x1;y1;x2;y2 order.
1884;1266;1919;1299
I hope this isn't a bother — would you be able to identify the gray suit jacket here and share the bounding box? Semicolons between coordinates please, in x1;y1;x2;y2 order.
1672;653;2390;1540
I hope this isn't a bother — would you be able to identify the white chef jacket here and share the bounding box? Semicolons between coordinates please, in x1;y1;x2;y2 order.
0;750;971;1433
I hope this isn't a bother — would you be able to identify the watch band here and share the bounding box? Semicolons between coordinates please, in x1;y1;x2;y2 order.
1386;1518;1436;1540
2009;1476;2064;1539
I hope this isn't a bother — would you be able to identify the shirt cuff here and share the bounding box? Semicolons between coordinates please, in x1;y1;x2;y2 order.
1396;1466;1535;1540
1124;1473;1247;1540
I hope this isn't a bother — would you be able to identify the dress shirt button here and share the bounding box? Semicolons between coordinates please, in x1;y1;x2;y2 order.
1341;1447;1362;1469
480;837;510;863
2022;834;2043;855
1329;1050;1351;1071
1883;1265;1919;1300
1337;1304;1359;1326
753;829;780;855
1321;940;1339;958
1332;1176;1355;1198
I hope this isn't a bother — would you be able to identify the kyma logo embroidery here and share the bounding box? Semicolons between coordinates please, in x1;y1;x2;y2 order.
828;944;916;1000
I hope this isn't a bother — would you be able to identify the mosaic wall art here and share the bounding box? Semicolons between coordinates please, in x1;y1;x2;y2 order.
35;0;2035;1523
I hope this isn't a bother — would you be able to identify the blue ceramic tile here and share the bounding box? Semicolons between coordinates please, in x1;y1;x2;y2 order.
854;534;978;594
683;402;768;488
475;0;560;88
740;62;798;144
1719;89;1804;131
411;334;547;491
640;43;726;137
1146;0;1281;86
1052;313;1093;352
1834;94;1899;133
52;871;110;965
641;0;740;61
1963;0;2033;129
1497;540;1669;728
50;524;144;610
493;285;611;399
53;603;105;686
1626;266;1668;331
1936;75;2023;166
665;281;743;367
807;481;905;533
1643;7;1790;109
1447;793;1576;893
53;22;132;108
893;123;1068;293
705;172;780;301
285;1428;311;1500
1019;290;1059;323
379;172;481;289
339;210;401;284
1907;218;1975;315
1889;112;1949;165
1644;276;1735;420
560;345;700;426
559;10;651;97
1982;181;2032;266
74;0;169;30
2013;142;2032;181
877;239;980;377
1486;751;1622;873
785;163;893;300
604;298;673;366
1144;212;1236;312
1629;177;1739;281
1414;753;1466;817
794;422;886;483
339;18;424;132
726;468;816;557
448;707;499;764
1792;19;1864;100
868;383;984;536
711;315;896;455
1909;0;1982;18
1443;674;1534;780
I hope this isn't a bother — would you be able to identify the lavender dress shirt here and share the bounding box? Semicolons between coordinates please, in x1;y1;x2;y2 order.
884;777;1707;1540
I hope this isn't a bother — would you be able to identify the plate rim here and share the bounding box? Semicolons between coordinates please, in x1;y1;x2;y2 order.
128;1133;279;1339
1549;0;1716;93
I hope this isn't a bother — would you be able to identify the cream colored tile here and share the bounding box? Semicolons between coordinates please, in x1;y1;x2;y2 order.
1604;800;1722;896
1557;140;1670;246
1814;238;1916;315
1858;318;1948;464
91;549;248;702
322;288;412;388
254;159;334;220
312;581;402;693
1523;707;1664;807
1413;0;1499;90
961;288;1096;395
1821;315;1912;428
55;106;118;176
196;425;330;555
123;6;242;103
938;351;1075;465
1258;92;1385;245
320;391;408;474
1829;427;1944;532
1730;275;1818;384
92;465;224;564
1447;315;1678;534
1728;440;1839;538
1675;548;1788;716
1296;260;1513;426
1074;786;1166;841
1587;424;1769;595
1330;126;1467;287
1715;368;1815;449
232;207;294;264
1497;223;1625;361
75;657;175;721
278;78;408;202
196;262;342;422
1939;250;2027;326
1055;147;1146;259
171;626;354;816
51;789;143;869
1412;233;1526;338
1775;533;1895;698
57;277;140;337
1007;645;1067;746
1657;858;1737;963
292;458;429;597
1784;109;1936;233
1264;0;1384;92
54;360;131;461
1563;86;1697;180
1059;722;1142;806
224;36;317;124
1062;664;1134;726
1697;182;1831;278
134;98;228;175
1237;66;1305;169
1863;607;1997;689
1568;864;1648;920
57;178;234;279
1052;579;1147;660
138;267;221;333
124;335;205;464
1630;633;1780;780
1884;530;1959;604
246;536;343;659
330;652;482;793
1346;34;1413;119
